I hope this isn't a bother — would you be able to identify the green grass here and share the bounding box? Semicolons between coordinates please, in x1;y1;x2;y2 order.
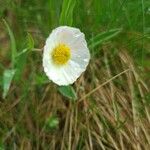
0;0;150;149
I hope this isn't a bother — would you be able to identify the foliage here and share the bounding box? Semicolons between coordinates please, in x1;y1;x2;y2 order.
0;0;149;149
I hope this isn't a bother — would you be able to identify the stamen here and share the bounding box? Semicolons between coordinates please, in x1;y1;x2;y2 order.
51;44;71;65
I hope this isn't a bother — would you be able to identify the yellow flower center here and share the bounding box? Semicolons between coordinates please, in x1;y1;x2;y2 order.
51;44;71;65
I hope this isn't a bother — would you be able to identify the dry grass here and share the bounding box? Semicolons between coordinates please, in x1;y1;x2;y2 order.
0;46;149;150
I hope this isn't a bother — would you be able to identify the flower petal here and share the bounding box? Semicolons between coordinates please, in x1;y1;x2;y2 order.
43;26;90;85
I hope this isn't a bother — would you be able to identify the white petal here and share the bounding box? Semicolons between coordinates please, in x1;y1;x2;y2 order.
43;26;90;86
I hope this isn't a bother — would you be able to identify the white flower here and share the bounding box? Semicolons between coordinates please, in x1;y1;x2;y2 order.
43;26;90;86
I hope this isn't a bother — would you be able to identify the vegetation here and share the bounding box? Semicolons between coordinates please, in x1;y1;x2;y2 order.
0;0;150;149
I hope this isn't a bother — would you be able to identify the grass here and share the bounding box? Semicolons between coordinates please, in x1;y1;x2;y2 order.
0;0;150;149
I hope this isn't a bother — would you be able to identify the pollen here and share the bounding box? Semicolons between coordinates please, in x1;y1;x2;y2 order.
51;44;71;65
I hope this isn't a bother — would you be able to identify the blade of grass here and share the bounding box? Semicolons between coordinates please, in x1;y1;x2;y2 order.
88;28;122;50
3;19;17;68
59;0;76;26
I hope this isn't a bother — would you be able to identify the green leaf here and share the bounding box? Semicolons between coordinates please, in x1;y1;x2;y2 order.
59;0;76;26
3;69;16;99
88;28;122;49
35;73;49;85
27;33;34;50
45;116;59;130
58;85;77;100
3;19;17;68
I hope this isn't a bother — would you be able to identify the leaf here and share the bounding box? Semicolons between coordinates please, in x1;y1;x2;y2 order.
45;116;59;130
59;0;76;26
3;69;16;99
88;28;122;49
3;19;17;68
58;85;77;100
35;73;49;85
27;33;34;50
